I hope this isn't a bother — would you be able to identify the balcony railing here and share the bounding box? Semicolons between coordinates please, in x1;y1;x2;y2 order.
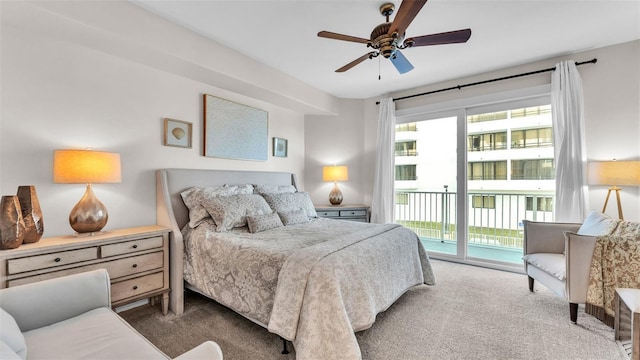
395;190;555;253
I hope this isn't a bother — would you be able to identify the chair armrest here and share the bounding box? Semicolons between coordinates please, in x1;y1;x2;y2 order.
0;269;111;332
523;220;581;255
565;232;597;303
173;341;223;360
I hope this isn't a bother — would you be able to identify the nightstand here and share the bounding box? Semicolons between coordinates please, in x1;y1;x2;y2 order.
315;204;370;222
0;226;171;314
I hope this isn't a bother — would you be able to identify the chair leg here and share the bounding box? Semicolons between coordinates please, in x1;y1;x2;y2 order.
528;276;534;292
570;303;578;323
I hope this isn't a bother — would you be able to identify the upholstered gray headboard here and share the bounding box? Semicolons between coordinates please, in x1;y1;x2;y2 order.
155;168;297;315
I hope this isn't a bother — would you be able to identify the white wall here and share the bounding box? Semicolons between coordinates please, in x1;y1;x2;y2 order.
0;1;337;237
362;40;640;222
305;99;366;206
2;1;638;241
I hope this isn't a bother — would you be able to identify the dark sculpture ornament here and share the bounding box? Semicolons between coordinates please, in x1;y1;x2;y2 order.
0;195;25;249
17;185;44;243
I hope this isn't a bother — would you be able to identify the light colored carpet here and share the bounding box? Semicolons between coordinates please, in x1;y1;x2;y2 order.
121;259;625;360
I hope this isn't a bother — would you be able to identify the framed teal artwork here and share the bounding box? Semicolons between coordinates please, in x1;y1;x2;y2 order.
203;94;268;161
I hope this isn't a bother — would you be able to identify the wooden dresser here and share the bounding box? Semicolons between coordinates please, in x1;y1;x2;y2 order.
0;225;170;314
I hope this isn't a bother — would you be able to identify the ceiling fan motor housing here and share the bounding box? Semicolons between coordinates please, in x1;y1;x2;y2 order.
371;22;403;58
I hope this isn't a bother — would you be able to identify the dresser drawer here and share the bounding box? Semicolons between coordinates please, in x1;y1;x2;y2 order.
111;272;164;302
340;210;367;217
105;252;164;279
101;236;163;257
7;247;98;274
7;252;164;287
317;210;339;217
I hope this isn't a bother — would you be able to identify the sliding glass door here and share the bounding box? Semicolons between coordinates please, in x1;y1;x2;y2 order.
395;115;460;257
394;92;555;269
465;102;554;264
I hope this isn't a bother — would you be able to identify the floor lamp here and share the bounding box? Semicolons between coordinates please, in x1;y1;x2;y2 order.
587;160;640;220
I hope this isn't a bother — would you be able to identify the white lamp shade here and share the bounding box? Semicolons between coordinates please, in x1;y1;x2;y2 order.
587;161;640;186
53;150;122;184
322;165;349;182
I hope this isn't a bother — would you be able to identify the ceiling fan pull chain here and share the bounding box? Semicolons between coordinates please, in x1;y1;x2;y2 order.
378;56;382;80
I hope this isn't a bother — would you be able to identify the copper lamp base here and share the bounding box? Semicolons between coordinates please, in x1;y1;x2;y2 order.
329;182;343;205
69;184;108;234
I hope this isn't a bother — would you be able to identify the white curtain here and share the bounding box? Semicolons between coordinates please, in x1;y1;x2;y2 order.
371;97;396;224
551;61;589;222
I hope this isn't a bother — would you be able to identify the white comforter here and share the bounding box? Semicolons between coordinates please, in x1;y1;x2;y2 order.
183;218;435;360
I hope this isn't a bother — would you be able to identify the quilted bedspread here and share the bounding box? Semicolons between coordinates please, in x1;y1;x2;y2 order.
586;221;640;324
183;218;435;359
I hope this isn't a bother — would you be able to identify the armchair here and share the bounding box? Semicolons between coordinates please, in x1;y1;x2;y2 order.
0;269;223;359
523;220;594;323
522;211;620;323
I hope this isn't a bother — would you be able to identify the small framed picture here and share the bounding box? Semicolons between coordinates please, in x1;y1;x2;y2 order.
164;118;192;148
273;137;288;158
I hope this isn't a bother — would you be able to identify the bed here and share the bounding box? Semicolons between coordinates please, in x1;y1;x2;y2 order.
156;168;435;360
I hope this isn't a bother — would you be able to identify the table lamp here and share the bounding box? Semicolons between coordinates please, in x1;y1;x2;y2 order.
322;165;349;205
53;149;121;234
587;160;640;220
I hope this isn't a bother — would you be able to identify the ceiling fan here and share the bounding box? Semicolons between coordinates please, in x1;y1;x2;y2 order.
318;0;471;74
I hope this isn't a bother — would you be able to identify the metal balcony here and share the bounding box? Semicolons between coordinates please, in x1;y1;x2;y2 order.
395;190;555;264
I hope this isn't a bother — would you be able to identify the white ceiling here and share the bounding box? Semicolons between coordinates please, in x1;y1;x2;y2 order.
131;0;640;100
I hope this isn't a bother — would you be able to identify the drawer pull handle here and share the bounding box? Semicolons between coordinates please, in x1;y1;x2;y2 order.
132;264;138;268
132;244;138;249
133;285;138;290
54;258;61;262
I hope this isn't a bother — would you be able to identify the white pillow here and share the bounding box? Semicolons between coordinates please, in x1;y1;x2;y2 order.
0;308;27;360
181;185;254;228
262;192;318;218
201;194;272;232
577;210;619;236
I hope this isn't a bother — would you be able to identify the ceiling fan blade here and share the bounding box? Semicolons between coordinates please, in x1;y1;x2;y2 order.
407;28;472;47
390;50;414;74
318;31;369;44
335;52;377;72
388;0;428;36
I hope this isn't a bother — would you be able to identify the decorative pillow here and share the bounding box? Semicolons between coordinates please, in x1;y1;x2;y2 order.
201;194;272;232
254;184;297;194
278;209;310;226
262;192;317;218
247;212;284;233
0;341;21;360
0;308;27;360
577;210;619;236
181;185;254;228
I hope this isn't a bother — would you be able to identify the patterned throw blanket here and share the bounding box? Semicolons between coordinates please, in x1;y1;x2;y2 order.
586;221;640;326
183;219;435;359
268;223;435;360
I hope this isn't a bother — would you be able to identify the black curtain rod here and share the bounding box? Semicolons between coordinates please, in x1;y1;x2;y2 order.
376;58;597;104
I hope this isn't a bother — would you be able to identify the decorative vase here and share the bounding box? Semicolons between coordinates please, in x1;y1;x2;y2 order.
17;185;44;243
0;196;25;250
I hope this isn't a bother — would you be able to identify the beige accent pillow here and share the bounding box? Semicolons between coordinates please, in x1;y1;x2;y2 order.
262;192;317;218
201;194;272;232
278;209;309;226
181;185;254;228
247;212;284;233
